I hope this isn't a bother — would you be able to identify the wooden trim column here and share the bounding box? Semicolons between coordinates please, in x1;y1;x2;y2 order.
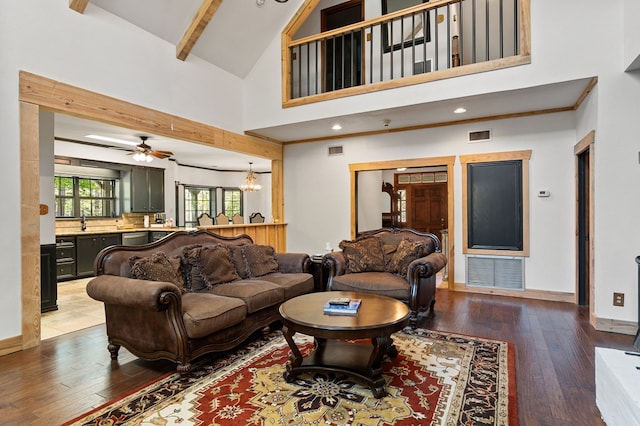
20;101;41;350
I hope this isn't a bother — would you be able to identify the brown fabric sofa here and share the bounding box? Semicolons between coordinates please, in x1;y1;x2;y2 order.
87;229;313;373
324;227;447;326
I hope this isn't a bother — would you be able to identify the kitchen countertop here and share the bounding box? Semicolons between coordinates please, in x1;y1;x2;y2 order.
56;226;183;237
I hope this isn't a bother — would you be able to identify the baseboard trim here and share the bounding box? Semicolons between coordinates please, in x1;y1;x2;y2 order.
594;317;638;336
451;282;575;303
0;335;23;356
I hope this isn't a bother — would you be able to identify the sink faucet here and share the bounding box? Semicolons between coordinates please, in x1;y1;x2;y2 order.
81;214;86;231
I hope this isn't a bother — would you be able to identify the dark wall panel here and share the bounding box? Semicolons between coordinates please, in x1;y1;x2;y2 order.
467;161;523;250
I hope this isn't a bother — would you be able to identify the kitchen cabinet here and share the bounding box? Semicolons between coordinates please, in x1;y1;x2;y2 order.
41;244;58;313
130;166;164;213
56;236;76;281
75;233;121;278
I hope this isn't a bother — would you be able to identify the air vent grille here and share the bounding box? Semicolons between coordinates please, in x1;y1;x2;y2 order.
328;145;344;156
468;130;492;143
466;255;524;289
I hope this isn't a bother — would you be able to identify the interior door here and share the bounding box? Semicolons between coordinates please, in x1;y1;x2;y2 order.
322;1;363;92
577;149;590;306
409;183;448;240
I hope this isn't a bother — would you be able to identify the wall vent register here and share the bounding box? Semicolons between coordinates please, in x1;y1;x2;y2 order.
466;255;524;290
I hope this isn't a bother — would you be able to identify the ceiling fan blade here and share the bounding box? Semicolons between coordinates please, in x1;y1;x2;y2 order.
149;151;171;159
154;150;173;155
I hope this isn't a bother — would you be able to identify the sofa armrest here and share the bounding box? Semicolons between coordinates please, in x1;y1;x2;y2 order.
407;252;448;281
86;275;182;311
323;251;346;277
276;253;311;273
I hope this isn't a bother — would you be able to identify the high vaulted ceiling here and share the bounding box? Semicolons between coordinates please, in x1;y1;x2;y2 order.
85;0;300;78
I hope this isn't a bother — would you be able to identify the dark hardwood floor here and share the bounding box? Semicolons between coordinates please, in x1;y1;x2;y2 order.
0;289;632;425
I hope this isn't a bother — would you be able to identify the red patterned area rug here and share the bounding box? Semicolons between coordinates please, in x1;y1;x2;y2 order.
64;328;518;425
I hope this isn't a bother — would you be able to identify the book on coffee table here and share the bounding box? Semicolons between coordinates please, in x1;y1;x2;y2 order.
323;298;362;316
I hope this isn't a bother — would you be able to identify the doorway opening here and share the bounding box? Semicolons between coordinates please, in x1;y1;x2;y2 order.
575;131;595;319
321;0;363;92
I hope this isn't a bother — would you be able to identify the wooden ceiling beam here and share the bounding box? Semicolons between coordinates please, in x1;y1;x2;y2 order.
69;0;90;14
176;0;223;61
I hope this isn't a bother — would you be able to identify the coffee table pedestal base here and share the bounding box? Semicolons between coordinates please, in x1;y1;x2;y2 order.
283;335;396;399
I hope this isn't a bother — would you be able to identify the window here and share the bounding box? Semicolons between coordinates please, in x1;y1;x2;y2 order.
184;186;216;228
54;176;74;217
397;189;407;223
54;176;117;218
223;188;243;218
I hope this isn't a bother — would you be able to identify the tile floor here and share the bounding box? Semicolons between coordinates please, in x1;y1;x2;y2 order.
40;278;105;340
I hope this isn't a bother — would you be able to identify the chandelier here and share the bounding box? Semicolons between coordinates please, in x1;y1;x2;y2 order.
239;162;262;192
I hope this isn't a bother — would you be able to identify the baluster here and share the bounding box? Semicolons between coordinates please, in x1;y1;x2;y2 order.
472;0;477;64
499;0;504;58
485;0;490;61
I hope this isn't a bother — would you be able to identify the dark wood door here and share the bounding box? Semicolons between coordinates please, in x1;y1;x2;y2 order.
322;0;363;92
409;183;447;239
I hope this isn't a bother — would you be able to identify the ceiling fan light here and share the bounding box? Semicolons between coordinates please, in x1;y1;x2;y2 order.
145;154;153;162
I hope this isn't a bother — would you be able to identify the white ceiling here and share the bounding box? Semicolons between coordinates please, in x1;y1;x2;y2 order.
90;0;301;78
54;114;273;172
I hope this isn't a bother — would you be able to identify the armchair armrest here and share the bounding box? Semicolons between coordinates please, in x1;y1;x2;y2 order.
407;252;448;282
276;253;311;273
86;275;182;311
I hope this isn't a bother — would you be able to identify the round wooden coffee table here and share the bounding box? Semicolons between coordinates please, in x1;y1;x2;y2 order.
278;291;410;398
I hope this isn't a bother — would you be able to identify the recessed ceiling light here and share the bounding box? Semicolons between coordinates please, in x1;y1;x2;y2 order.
331;124;342;131
453;107;467;114
86;134;138;146
396;167;407;172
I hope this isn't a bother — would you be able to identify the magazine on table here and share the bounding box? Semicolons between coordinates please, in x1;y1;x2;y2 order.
323;298;362;316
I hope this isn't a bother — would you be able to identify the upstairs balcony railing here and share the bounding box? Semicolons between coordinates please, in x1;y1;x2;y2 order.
283;0;530;107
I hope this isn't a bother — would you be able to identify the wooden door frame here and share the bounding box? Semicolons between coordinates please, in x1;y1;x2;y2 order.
349;156;456;288
14;71;284;353
574;130;595;325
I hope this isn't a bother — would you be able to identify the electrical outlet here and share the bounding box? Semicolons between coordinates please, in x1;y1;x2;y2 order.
613;292;625;307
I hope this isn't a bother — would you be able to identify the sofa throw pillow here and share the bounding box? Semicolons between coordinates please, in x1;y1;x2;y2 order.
242;244;279;277
339;236;386;273
129;252;185;292
387;238;425;278
196;244;240;287
227;244;250;279
181;244;207;292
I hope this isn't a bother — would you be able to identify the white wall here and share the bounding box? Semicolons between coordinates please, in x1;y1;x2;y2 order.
250;0;640;326
0;1;245;340
285;112;577;295
40;112;56;245
357;170;384;232
624;0;640;70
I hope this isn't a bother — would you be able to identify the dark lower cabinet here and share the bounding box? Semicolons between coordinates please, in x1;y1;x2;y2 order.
41;244;58;313
75;234;122;278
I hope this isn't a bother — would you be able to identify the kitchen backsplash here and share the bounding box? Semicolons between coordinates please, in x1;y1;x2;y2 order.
55;212;153;233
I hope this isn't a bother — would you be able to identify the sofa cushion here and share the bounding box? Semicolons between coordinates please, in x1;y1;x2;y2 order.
181;293;247;339
197;244;240;287
128;252;185;292
339;236;386;273
209;279;284;313
227;244;250;279
331;271;410;300
387;238;425;277
243;244;279;277
257;272;314;299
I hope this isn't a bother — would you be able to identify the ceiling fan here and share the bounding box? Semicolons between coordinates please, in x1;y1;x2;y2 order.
128;136;173;162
